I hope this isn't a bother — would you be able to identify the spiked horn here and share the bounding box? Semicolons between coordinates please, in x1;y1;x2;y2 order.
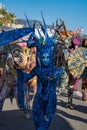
41;11;49;39
59;18;68;37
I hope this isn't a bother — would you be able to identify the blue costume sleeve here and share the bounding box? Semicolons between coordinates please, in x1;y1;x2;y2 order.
23;67;36;82
27;39;39;48
27;42;37;48
53;67;61;79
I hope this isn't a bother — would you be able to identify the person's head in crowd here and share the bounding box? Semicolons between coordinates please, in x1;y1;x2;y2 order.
82;38;87;48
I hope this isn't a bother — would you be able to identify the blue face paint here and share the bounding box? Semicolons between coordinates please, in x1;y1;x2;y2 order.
41;52;50;66
22;12;62;130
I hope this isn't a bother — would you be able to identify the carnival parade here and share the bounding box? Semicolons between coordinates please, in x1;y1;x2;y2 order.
0;1;87;130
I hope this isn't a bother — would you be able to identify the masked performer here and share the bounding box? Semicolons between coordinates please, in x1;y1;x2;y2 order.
66;33;81;109
22;45;62;130
0;50;8;112
0;68;6;112
5;55;17;103
10;42;31;119
68;32;82;93
18;13;64;130
81;38;87;101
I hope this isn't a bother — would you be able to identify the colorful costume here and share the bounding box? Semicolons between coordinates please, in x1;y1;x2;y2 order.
67;33;81;108
0;27;33;117
0;69;6;112
81;67;87;101
81;39;87;101
23;49;61;130
22;13;63;130
11;42;31;116
55;24;82;108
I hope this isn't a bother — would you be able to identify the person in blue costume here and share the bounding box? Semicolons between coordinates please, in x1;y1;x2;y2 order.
15;68;30;119
22;47;62;130
20;13;64;130
13;43;31;119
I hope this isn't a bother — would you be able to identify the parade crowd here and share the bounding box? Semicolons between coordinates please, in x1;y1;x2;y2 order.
0;15;87;130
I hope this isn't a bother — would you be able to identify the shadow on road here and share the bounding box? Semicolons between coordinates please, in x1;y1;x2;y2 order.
75;104;87;114
56;108;87;124
57;98;87;115
0;109;74;130
49;114;74;130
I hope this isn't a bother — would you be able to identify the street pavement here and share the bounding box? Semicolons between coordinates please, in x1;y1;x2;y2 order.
0;82;87;130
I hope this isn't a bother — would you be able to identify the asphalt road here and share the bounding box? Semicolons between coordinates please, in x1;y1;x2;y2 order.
0;90;87;130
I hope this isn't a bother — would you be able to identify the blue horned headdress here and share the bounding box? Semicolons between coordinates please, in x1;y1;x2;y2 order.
23;13;63;130
25;12;56;67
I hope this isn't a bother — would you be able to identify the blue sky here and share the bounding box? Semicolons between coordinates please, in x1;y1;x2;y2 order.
0;0;87;34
